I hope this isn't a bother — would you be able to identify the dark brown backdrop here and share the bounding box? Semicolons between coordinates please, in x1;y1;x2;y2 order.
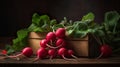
1;0;120;36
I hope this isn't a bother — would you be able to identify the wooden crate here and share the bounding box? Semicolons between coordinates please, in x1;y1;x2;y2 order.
66;34;100;58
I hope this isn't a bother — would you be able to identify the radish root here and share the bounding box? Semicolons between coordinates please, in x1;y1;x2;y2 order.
33;57;40;62
96;52;103;59
71;54;80;62
62;55;72;61
6;54;26;60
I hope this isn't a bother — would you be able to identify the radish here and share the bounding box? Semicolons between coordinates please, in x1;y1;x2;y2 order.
91;34;112;59
40;39;48;48
33;47;48;62
1;50;7;55
67;50;78;58
7;47;33;60
97;44;112;59
40;39;61;49
57;47;71;60
55;28;66;38
48;49;57;61
67;49;80;61
46;32;56;42
56;38;66;48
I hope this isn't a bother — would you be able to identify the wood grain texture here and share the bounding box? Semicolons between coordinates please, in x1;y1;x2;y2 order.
0;55;120;64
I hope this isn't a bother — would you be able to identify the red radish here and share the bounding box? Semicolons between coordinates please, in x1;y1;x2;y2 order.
7;47;33;60
97;44;112;59
91;34;112;59
58;47;71;60
46;32;56;42
40;39;48;48
56;38;66;48
48;49;56;61
33;47;48;62
55;28;66;38
67;49;79;61
2;50;7;55
22;47;33;57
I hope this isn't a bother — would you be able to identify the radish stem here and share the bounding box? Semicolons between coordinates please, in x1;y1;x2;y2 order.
49;56;53;62
33;57;39;62
71;54;80;62
96;52;103;59
6;54;26;60
91;34;102;45
46;44;62;49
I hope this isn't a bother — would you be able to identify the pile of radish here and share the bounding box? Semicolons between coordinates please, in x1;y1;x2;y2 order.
5;28;112;61
34;28;78;62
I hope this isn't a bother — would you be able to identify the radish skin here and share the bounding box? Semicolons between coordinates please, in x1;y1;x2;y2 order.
56;38;66;48
55;28;66;38
33;47;48;62
40;39;48;48
58;47;72;61
96;45;112;59
67;50;79;61
48;49;57;62
46;32;56;42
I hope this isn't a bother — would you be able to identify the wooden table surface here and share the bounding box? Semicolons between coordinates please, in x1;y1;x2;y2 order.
0;54;120;64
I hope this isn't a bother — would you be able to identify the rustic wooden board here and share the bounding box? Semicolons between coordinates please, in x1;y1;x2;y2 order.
0;55;120;64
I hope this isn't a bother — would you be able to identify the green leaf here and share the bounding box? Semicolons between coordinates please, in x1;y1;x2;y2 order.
32;13;51;31
28;23;36;31
50;19;57;26
52;24;64;31
12;29;29;51
75;21;88;31
28;23;41;32
74;31;87;38
95;29;105;37
12;37;28;51
82;12;95;22
67;29;74;36
7;49;15;55
17;29;29;39
105;11;120;27
32;13;41;25
5;44;12;50
39;15;50;26
112;37;120;42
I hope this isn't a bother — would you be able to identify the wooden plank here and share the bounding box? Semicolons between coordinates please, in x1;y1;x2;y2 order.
0;55;120;64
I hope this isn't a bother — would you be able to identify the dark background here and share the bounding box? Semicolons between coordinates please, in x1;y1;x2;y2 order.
1;0;120;37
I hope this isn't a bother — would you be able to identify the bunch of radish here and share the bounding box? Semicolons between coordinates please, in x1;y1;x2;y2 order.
34;28;78;62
